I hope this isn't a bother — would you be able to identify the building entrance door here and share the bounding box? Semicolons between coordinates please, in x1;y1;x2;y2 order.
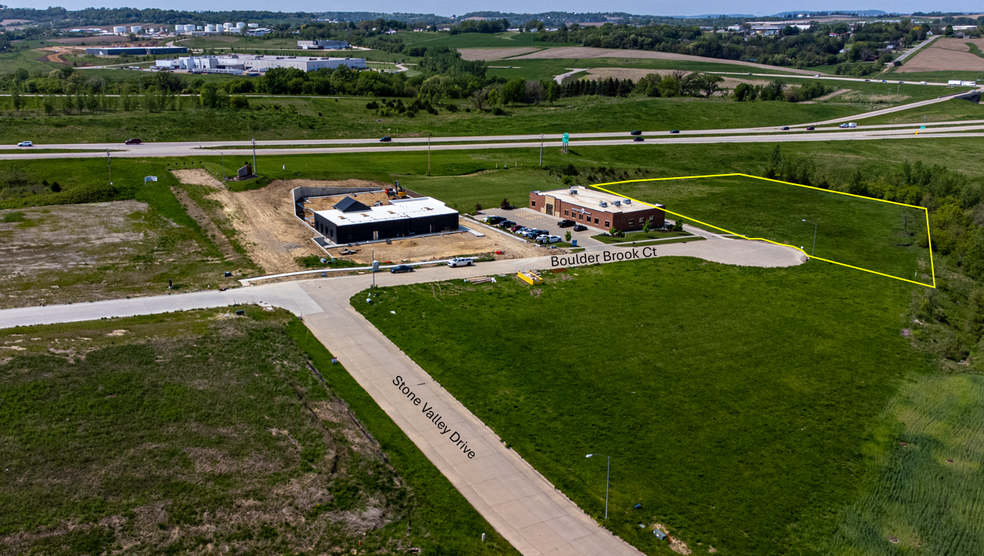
373;230;379;240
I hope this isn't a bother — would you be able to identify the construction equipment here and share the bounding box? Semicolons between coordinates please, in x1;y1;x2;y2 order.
387;180;407;199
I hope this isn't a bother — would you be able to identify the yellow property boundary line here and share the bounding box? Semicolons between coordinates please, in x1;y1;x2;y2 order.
589;173;936;289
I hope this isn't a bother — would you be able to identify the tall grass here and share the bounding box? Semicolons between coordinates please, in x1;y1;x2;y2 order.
826;374;984;555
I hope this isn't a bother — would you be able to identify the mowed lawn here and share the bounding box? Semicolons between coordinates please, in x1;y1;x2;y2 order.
605;175;930;284
355;258;928;555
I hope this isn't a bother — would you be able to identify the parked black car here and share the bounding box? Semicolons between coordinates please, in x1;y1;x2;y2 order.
558;219;575;228
573;224;588;232
499;220;516;228
485;215;506;224
390;264;414;273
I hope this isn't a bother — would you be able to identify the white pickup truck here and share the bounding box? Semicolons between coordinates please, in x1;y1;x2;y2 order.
839;122;857;129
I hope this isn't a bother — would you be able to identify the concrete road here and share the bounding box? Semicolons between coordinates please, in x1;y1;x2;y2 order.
0;241;800;554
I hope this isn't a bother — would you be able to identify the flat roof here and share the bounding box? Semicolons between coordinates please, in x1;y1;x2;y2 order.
315;196;457;227
533;186;663;214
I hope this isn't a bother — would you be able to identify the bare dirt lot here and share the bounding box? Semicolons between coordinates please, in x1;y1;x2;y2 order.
324;224;543;264
898;38;984;73
0;201;228;309
304;191;391;212
468;46;821;75
458;47;543;61
35;45;88;65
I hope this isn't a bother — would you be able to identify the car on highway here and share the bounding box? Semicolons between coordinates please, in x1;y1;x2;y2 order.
881;80;887;83
537;235;562;244
379;136;392;142
633;137;645;142
781;126;789;131
670;129;680;134
124;138;142;145
573;224;588;232
899;81;905;84
814;74;821;77
865;79;870;82
17;141;33;147
630;130;642;135
839;122;857;128
389;264;414;274
806;126;816;131
920;81;927;84
448;257;473;268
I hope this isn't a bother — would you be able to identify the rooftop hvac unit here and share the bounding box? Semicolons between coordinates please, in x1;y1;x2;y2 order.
613;200;621;206
623;199;632;205
570;189;578;195
599;201;608;208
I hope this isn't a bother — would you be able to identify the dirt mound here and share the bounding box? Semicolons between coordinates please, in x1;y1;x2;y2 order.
171;169;223;188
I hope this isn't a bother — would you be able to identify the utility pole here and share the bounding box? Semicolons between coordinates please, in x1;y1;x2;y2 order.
251;137;257;176
427;134;431;176
539;133;544;166
220;151;226;182
106;149;112;185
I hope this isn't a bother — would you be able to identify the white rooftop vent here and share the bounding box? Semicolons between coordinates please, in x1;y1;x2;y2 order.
613;200;621;206
570;189;578;195
599;201;608;208
623;199;631;205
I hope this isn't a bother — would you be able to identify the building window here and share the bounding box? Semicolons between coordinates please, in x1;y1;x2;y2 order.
605;220;610;228
629;219;634;227
578;213;583;220
594;218;599;224
565;210;569;216
531;200;536;207
649;215;654;221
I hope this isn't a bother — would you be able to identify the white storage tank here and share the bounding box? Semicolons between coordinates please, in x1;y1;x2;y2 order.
236;22;246;30
113;26;126;34
248;23;259;28
223;22;233;31
205;24;217;33
130;26;142;33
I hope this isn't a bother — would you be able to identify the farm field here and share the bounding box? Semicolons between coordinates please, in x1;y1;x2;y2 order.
897;37;984;73
602;175;931;283
0;308;516;555
354;257;931;555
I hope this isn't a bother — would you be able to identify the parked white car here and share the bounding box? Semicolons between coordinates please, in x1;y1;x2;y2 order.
537;235;562;244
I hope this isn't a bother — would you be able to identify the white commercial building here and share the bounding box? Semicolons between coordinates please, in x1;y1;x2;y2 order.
113;26;126;34
162;54;367;73
298;40;349;50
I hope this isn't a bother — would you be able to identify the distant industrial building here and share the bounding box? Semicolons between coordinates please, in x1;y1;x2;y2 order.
313;196;459;244
154;54;365;73
529;186;665;231
112;26;126;34
87;46;188;56
298;40;349;50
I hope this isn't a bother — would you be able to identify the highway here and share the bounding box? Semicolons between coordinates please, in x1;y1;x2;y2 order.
1;85;980;161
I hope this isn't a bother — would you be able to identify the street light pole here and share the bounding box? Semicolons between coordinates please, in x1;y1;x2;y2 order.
251;137;257;175
539;133;544;166
106;149;112;185
220;151;226;182
802;219;817;256
586;453;610;520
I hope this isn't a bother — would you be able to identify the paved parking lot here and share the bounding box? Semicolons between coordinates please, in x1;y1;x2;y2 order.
481;207;608;247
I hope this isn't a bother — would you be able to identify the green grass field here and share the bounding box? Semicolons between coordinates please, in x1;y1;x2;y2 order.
0;94;865;144
860;98;984;125
0;308;517;555
602;175;931;283
824;373;984;555
353;257;930;555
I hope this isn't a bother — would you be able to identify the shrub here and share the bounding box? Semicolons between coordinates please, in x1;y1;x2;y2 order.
500;198;514;210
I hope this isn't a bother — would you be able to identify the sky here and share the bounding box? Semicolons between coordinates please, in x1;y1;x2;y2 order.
6;0;983;17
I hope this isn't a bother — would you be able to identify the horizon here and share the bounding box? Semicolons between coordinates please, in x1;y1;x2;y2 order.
2;2;983;19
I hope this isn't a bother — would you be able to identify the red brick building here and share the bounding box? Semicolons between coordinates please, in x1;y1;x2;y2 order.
528;187;665;232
